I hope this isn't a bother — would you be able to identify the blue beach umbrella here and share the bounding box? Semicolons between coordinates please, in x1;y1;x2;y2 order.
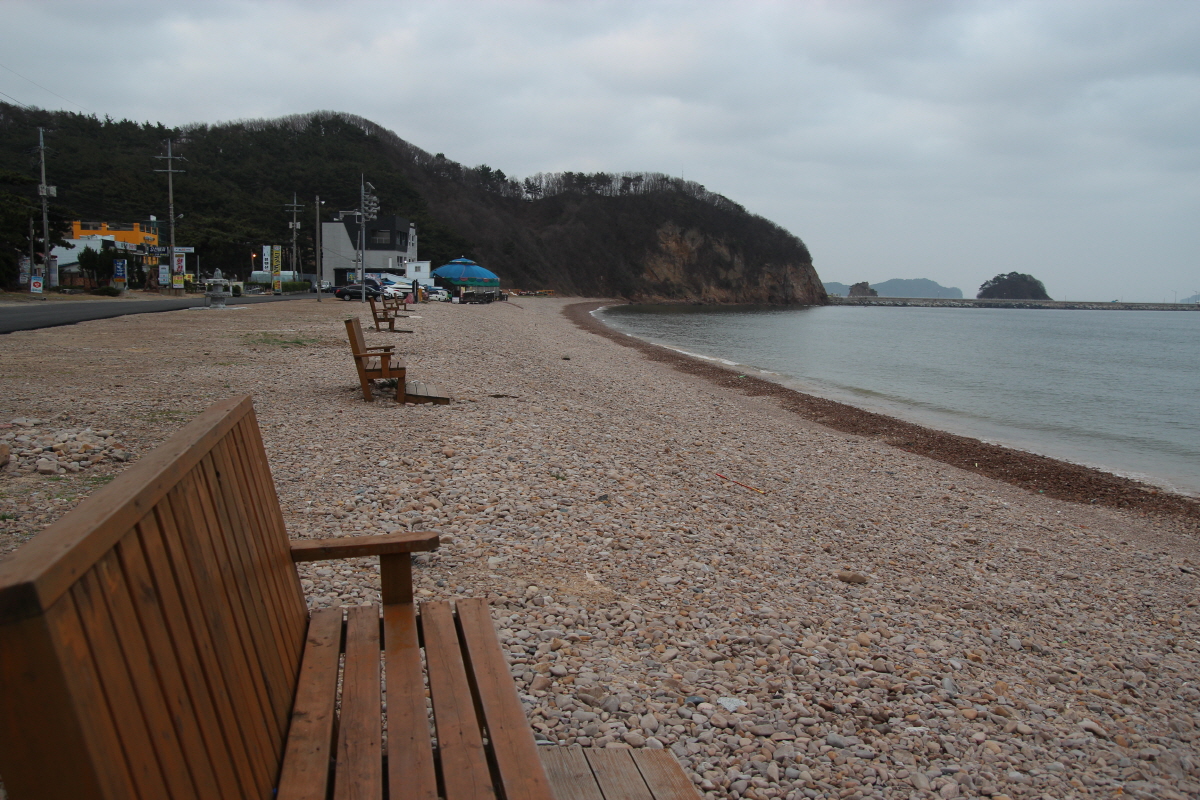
431;258;500;287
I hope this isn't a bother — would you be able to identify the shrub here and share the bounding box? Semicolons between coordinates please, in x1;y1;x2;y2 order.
90;286;121;297
231;284;242;297
281;280;312;292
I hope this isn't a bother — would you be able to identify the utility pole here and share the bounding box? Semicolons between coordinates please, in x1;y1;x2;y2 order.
28;218;36;290
284;192;304;288
36;128;55;286
314;194;322;303
358;177;378;304
154;139;185;294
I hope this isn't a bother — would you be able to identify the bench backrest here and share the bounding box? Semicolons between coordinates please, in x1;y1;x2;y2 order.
345;316;368;354
0;395;308;800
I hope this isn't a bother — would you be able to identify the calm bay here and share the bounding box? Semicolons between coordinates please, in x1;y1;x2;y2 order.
598;304;1200;496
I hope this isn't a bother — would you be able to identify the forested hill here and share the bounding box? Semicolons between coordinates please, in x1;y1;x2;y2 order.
0;105;824;303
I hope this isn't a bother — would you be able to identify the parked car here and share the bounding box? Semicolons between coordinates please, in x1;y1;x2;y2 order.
313;280;334;293
380;283;409;298
335;284;382;300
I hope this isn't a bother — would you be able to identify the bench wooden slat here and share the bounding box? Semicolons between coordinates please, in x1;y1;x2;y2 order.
164;482;281;788
234;414;311;648
71;563;175;798
200;445;295;733
131;512;249;799
42;597;139;796
384;602;439;800
631;750;702;800
584;749;655;800
456;597;556;800
99;538;212;800
225;417;309;665
277;607;344;800
147;494;267;797
404;380;451;405
538;747;607;800
335;605;384;800
290;530;439;562
182;461;290;767
423;600;495;800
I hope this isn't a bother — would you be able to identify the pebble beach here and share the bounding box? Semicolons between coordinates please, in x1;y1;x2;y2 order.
1;295;1198;800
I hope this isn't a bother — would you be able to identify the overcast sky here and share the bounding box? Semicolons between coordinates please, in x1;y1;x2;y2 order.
4;0;1198;301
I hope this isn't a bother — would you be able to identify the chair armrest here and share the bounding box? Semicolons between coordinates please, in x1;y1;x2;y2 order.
290;531;439;562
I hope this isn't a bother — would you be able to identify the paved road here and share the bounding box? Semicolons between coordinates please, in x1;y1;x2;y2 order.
0;294;314;334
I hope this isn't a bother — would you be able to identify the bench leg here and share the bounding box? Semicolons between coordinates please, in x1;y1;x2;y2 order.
356;369;374;402
380;553;412;605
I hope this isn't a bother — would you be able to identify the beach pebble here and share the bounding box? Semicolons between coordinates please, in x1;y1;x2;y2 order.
4;296;1198;800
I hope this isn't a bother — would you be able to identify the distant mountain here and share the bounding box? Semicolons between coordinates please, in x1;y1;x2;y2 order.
1182;293;1200;304
0;104;824;303
823;278;962;298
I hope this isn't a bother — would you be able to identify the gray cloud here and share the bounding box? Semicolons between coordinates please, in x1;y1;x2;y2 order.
3;0;1198;300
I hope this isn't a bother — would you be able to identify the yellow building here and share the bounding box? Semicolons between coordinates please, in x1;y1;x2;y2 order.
71;220;159;246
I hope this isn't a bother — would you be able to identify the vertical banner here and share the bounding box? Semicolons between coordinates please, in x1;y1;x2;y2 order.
18;255;30;286
113;260;127;288
30;276;43;293
172;253;186;288
271;244;282;293
48;255;59;287
159;263;170;285
262;244;271;278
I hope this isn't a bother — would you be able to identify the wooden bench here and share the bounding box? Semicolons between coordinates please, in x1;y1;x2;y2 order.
382;293;410;314
367;297;412;333
345;317;450;405
0;396;556;800
540;746;700;800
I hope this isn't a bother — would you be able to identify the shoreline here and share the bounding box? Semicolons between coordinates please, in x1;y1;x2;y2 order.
565;301;1200;531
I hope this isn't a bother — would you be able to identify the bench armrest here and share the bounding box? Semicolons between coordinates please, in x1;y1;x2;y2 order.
290;531;439;562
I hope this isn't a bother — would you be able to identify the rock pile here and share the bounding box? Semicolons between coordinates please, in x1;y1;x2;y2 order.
1;419;131;475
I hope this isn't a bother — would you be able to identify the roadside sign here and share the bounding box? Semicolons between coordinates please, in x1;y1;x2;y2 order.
172;254;186;288
48;255;58;287
30;276;43;294
18;255;29;284
271;245;282;294
159;264;170;285
113;260;127;287
148;246;194;255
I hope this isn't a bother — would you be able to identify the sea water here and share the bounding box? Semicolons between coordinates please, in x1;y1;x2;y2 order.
598;304;1200;496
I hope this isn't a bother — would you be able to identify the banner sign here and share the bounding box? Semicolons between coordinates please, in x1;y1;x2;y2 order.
18;255;29;284
159;264;170;285
271;245;282;293
113;260;127;286
48;255;58;287
148;246;194;255
30;276;43;294
172;253;186;288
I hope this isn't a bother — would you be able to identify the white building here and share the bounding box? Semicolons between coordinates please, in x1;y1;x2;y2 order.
320;212;418;286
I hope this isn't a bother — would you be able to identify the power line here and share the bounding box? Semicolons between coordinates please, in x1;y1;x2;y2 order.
0;90;34;110
0;62;94;115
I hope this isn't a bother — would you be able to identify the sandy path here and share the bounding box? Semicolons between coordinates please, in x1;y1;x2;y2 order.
1;296;1197;800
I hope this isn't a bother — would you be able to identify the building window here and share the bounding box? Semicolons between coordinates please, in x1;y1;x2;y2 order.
370;230;391;245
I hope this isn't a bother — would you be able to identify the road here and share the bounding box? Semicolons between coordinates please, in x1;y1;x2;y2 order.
0;294;314;334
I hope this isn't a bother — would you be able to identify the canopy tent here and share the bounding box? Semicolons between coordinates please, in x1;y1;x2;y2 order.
431;258;500;287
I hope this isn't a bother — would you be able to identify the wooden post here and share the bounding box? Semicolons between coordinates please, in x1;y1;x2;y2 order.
379;553;413;605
